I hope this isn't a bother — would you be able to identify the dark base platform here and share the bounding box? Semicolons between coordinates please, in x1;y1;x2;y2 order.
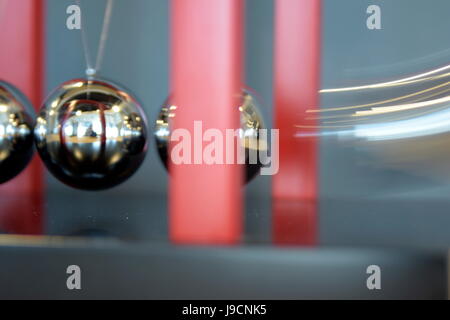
0;238;446;299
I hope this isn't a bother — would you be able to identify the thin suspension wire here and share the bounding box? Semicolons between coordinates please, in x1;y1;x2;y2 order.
76;0;115;77
95;0;114;73
77;0;93;73
0;0;7;83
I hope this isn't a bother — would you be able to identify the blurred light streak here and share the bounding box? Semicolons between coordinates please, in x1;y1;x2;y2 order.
321;86;450;124
353;108;450;141
354;95;450;117
296;103;450;142
320;65;450;93
309;81;450;113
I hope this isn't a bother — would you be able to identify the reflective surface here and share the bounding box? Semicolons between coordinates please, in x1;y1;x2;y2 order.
0;81;35;184
35;79;148;190
154;90;266;182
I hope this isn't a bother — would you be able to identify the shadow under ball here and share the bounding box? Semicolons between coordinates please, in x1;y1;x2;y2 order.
154;90;266;182
0;81;35;184
35;79;148;190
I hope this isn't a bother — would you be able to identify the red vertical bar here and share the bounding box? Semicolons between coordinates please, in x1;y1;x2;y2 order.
169;0;243;244
273;0;321;245
0;0;45;234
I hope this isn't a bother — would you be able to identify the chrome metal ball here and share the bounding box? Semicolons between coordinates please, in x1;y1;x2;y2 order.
154;89;266;182
35;79;148;190
0;81;35;184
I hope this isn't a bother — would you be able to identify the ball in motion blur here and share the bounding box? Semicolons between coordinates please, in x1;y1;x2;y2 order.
35;79;148;190
0;82;35;184
154;90;266;182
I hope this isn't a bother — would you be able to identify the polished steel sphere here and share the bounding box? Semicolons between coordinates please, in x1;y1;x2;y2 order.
35;79;148;190
0;81;35;184
154;90;266;182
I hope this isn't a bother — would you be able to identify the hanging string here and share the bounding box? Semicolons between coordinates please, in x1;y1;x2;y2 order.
76;0;115;78
0;0;8;83
77;0;93;74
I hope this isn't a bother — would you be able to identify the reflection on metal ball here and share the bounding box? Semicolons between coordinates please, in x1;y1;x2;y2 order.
35;79;148;190
0;81;35;184
154;89;266;182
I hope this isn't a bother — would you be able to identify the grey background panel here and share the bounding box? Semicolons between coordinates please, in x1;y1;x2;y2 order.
319;0;450;248
244;0;273;242
322;0;450;87
320;0;450;198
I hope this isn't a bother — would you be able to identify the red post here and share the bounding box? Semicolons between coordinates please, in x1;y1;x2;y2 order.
0;0;45;234
169;0;243;244
273;0;321;245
